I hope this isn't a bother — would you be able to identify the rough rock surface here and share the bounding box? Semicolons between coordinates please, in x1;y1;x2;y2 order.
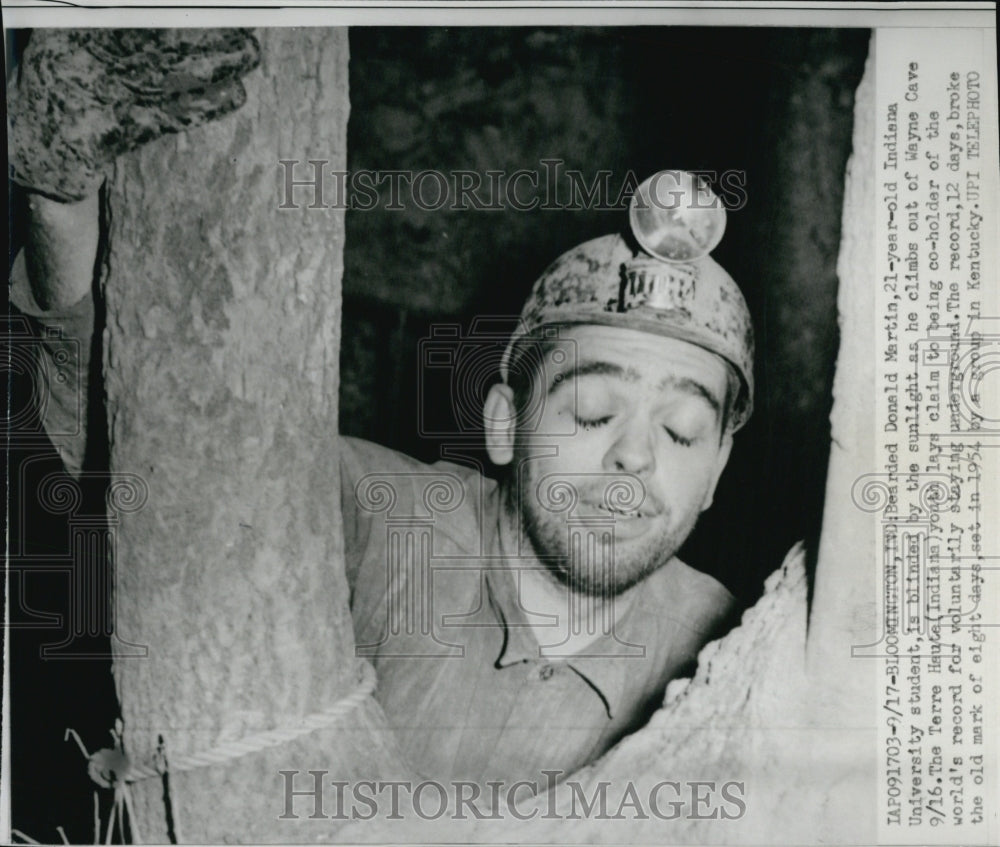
9;29;260;201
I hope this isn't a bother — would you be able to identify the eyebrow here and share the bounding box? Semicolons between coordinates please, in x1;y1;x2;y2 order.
548;361;721;419
547;361;638;394
657;375;722;419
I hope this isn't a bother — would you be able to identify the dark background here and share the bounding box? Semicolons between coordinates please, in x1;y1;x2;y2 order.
340;26;870;604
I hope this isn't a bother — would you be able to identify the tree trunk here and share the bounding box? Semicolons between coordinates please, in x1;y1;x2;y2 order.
105;29;403;843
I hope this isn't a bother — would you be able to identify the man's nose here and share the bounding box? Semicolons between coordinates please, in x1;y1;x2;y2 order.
602;419;656;476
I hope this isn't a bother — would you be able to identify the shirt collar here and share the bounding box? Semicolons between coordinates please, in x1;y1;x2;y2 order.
484;484;683;719
484;551;651;720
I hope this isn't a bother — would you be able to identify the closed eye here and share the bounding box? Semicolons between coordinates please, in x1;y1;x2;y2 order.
575;415;613;431
663;426;695;447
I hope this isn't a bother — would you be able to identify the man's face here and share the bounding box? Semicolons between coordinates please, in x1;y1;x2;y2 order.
502;325;734;596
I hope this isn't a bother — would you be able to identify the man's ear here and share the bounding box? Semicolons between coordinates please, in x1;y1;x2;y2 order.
483;382;517;466
700;430;734;512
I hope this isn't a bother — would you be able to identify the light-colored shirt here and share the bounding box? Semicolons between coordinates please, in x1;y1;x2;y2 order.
341;436;737;784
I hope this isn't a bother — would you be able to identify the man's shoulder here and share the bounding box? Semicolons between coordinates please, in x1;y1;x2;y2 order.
637;556;739;636
339;436;494;539
340;434;435;476
339;437;500;594
339;435;487;485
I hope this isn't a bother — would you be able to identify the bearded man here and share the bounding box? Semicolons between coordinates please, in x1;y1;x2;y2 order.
10;29;752;788
341;174;752;782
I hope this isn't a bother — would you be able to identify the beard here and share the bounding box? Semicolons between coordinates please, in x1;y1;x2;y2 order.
506;453;701;597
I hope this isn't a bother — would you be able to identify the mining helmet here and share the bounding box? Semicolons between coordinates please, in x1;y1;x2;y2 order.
500;170;755;431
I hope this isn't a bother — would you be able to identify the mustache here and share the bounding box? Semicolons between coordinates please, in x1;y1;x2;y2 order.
532;473;666;517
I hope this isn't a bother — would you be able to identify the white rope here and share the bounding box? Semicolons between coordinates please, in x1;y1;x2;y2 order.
64;658;376;844
63;660;377;842
124;659;376;781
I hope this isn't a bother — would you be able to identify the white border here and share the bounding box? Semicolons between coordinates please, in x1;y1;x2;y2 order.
1;2;996;30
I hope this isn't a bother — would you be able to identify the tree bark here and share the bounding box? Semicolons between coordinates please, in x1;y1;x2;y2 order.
105;29;403;843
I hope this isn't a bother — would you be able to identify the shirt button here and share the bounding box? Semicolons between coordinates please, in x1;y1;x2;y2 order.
538;663;555;681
